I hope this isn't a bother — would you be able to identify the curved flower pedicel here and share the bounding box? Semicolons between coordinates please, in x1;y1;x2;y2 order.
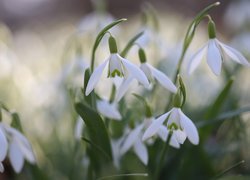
85;36;149;96
142;107;199;148
188;19;250;76
0;123;36;173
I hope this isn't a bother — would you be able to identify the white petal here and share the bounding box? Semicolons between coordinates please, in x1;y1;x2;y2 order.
142;111;171;141
167;108;180;125
140;63;153;81
6;127;36;164
157;126;169;141
188;44;207;74
174;129;187;144
120;125;143;155
0;162;4;173
111;139;123;169
169;135;180;149
9;139;25;173
121;56;149;87
207;39;222;75
0;127;7;162
218;40;250;67
178;109;199;145
148;64;177;93
133;140;148;165
75;117;84;140
97;100;122;120
115;76;134;102
85;59;109;96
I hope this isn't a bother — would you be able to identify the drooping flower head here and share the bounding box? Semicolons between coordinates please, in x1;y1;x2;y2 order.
188;18;250;76
114;48;177;102
142;76;199;148
138;48;177;93
0;123;36;173
142;107;199;148
85;36;149;96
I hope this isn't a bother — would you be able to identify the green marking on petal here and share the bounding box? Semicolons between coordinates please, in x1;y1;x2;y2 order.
168;123;178;131
109;69;124;78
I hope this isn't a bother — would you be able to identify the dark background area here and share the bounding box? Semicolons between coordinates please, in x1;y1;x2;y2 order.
0;0;231;31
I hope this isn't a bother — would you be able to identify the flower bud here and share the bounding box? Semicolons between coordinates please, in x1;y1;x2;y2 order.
138;48;147;63
109;36;118;53
208;19;216;39
173;88;183;108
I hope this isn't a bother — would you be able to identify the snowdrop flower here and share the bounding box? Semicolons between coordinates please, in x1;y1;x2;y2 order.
119;115;167;165
142;107;199;148
139;48;177;93
0;123;36;173
85;36;149;96
115;49;177;102
188;19;250;76
120;124;148;165
97;99;122;120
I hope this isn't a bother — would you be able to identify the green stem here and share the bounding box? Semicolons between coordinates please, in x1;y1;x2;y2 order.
164;2;220;111
154;134;172;179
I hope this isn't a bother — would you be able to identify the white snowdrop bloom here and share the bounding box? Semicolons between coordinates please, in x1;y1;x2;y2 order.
97;99;122;120
0;123;36;173
188;38;250;75
188;20;250;76
115;49;177;102
120;124;148;165
85;53;149;96
142;107;199;148
140;62;177;93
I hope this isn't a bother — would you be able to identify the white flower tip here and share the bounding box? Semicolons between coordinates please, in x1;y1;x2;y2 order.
188;130;199;145
85;87;91;96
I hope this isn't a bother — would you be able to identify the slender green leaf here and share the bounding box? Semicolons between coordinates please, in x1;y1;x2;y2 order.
205;77;234;119
197;105;250;128
214;160;245;179
81;137;112;161
75;102;112;160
